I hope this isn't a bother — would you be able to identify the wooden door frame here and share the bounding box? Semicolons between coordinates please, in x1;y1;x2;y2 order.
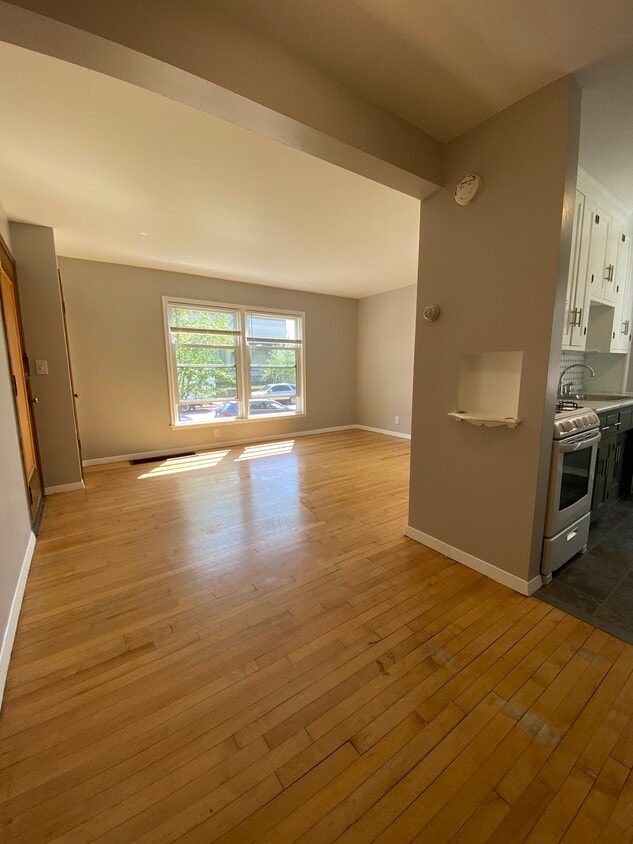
0;230;45;532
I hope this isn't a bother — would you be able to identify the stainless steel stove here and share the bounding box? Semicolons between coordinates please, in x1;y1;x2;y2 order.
542;404;601;581
554;404;600;440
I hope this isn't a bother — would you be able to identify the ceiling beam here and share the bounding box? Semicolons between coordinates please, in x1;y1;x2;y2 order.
0;0;443;199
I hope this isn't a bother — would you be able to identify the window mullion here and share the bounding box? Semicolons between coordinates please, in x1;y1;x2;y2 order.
238;309;250;420
167;317;180;424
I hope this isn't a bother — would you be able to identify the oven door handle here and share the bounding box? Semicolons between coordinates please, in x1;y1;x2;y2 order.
558;430;602;453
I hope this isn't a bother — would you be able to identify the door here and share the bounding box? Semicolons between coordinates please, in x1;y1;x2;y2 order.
0;266;44;525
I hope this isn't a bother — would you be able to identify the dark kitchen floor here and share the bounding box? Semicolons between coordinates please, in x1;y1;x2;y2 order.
536;496;633;644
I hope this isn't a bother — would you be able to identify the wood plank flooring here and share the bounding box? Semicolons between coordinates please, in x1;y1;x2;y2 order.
1;429;632;842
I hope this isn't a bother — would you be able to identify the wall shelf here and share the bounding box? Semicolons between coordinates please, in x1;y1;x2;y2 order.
448;411;521;429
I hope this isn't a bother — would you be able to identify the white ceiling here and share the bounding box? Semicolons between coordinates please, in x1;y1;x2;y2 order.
216;0;633;142
2;3;633;289
0;41;420;299
577;51;633;216
216;0;633;210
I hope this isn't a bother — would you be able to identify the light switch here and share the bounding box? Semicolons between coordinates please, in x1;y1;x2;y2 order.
35;360;48;375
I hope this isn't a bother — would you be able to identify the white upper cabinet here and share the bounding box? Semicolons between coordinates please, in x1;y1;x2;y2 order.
603;217;620;304
586;207;612;303
563;170;633;354
562;190;592;350
610;231;632;353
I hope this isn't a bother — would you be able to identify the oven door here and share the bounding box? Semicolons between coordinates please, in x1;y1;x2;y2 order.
545;428;601;537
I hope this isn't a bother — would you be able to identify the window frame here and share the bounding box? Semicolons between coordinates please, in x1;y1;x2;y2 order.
162;296;306;428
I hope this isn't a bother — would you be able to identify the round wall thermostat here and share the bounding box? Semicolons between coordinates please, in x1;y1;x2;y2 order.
423;304;441;322
454;173;481;206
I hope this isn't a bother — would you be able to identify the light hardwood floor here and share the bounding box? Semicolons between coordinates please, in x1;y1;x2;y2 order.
1;429;632;842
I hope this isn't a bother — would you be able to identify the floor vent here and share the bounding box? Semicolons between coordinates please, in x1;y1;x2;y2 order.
130;452;196;465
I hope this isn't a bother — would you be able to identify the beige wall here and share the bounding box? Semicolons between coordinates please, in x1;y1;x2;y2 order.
408;77;580;587
10;223;83;489
58;258;358;460
0;199;33;702
357;285;416;435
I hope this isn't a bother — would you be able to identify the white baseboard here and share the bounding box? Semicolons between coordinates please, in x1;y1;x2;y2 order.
82;425;359;466
404;526;542;596
356;425;411;440
0;532;36;710
45;480;85;494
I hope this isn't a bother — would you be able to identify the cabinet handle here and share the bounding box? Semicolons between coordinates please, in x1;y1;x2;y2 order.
615;421;621;428
569;308;582;327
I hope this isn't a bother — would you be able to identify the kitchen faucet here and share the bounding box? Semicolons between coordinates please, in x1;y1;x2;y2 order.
557;363;595;399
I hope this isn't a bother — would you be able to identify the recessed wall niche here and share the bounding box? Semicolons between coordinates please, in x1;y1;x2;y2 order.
448;351;523;428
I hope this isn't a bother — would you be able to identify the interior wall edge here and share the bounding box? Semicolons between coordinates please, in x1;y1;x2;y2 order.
0;530;36;710
355;425;411;440
408;75;581;584
528;75;582;582
404;526;542;596
45;480;85;494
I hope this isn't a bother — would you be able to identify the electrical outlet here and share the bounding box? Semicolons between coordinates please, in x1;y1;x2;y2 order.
213;429;220;439
394;415;400;425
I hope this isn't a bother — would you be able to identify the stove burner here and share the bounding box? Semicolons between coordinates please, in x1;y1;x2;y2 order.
556;399;579;412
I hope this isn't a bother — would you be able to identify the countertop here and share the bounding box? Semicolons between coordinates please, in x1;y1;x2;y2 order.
583;394;633;413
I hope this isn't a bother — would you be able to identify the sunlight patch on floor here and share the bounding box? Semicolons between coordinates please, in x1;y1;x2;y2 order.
234;440;295;461
137;450;230;478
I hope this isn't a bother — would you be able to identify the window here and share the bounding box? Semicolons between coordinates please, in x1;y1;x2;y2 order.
164;298;304;426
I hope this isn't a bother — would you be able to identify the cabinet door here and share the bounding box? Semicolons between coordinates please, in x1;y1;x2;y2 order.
610;433;627;500
604;220;620;303
591;436;611;522
621;430;633;498
610;231;632;352
562;190;585;348
587;207;612;302
571;199;595;348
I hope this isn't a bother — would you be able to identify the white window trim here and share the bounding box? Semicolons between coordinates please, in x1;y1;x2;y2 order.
162;296;306;428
